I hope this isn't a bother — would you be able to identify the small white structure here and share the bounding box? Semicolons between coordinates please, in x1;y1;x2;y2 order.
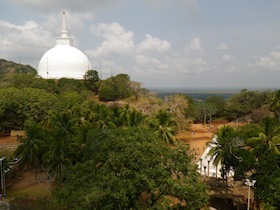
197;135;234;178
38;11;92;79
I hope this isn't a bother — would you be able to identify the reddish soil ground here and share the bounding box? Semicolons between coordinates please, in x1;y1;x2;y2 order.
177;122;239;162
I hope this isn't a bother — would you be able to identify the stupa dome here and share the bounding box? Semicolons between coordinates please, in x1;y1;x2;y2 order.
38;11;92;79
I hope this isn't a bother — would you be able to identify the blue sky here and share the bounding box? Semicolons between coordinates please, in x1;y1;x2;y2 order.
0;0;280;89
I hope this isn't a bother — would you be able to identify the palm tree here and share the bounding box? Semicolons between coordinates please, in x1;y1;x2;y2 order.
207;125;237;189
72;119;94;162
150;110;177;145
41;109;78;136
80;100;98;123
15;122;45;177
40;110;78;181
156;109;175;127
208;125;237;164
155;125;176;145
95;112;116;129
53;110;78;135
119;105;145;127
128;109;145;127
247;118;280;154
42;130;72;181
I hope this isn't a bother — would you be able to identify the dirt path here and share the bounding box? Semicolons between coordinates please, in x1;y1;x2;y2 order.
0;136;21;156
177;123;219;162
7;169;51;197
176;122;240;161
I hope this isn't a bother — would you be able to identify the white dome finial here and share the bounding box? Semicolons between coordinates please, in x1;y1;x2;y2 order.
61;10;69;38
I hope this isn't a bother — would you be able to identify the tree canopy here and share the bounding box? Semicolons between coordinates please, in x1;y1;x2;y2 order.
0;87;59;130
98;74;133;101
54;127;209;210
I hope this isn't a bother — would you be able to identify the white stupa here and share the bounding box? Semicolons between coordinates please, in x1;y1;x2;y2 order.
38;11;92;79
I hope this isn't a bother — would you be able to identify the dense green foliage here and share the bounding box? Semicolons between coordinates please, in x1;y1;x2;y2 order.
0;87;59;130
83;70;100;94
2;60;280;209
54;128;209;209
224;89;272;122
185;89;273;124
98;74;133;101
205;96;226;118
13;104;209;209
254;148;280;209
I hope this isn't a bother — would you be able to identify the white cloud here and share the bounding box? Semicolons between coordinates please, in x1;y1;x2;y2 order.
256;50;280;71
138;34;171;53
257;57;275;68
88;22;135;57
222;54;233;61
270;51;280;60
87;23;207;77
135;36;207;75
0;37;13;46
135;55;169;73
186;38;201;51
0;19;53;65
184;38;205;58
0;20;37;30
217;43;229;50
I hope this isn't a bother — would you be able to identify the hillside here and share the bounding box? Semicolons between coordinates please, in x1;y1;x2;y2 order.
0;59;36;78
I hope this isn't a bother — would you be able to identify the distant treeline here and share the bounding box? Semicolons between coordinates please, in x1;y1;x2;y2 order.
153;90;235;101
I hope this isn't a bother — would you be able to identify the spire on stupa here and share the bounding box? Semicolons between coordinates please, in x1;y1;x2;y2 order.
61;10;69;38
56;10;73;46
